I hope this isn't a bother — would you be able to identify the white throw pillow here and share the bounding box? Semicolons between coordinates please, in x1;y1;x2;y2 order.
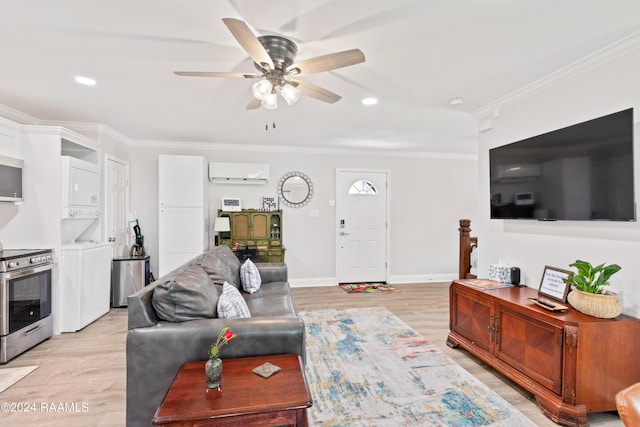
217;282;251;319
240;259;262;294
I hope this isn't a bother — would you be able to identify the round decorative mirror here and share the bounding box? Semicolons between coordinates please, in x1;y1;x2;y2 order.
278;171;314;208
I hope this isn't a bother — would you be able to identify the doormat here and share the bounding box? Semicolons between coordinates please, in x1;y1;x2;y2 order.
300;307;535;426
339;282;398;294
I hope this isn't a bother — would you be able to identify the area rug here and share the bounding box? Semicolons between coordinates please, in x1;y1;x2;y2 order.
0;365;38;394
338;282;398;294
300;307;535;426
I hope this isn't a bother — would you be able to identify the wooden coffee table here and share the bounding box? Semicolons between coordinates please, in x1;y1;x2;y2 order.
152;354;312;426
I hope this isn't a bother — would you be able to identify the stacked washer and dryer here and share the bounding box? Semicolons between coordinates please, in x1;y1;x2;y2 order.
58;156;112;332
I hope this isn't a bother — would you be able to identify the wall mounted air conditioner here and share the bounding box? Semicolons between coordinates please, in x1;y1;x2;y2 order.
208;162;269;184
497;164;541;181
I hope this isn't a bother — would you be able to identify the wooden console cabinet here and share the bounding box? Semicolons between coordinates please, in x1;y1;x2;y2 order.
217;209;285;262
447;280;640;427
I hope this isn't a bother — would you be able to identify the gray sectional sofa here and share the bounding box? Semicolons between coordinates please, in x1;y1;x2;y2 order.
125;246;306;426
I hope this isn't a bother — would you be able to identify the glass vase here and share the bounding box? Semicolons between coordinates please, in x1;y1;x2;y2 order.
205;356;223;389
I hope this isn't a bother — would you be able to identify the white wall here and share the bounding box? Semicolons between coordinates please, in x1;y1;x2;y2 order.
129;145;479;286
477;48;640;317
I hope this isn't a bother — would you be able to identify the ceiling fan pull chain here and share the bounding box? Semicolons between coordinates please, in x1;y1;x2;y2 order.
264;110;276;131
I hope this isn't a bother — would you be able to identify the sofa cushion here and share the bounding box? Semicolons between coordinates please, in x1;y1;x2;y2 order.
240;259;261;294
152;265;221;322
217;282;251;319
197;246;241;289
243;282;297;317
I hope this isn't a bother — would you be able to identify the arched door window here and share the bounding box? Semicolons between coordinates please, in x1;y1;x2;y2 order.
348;180;377;195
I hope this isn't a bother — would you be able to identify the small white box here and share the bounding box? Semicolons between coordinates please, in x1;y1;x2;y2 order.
221;197;241;211
488;264;512;283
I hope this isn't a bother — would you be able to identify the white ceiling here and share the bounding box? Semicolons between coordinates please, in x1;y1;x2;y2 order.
1;0;640;154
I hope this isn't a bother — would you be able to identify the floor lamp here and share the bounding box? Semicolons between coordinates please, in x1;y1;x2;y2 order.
213;217;230;246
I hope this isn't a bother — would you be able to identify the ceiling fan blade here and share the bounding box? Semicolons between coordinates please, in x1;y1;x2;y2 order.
174;71;259;78
287;49;365;75
291;80;341;104
246;96;262;110
222;18;274;70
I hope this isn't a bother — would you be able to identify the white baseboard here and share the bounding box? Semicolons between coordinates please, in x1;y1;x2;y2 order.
289;274;456;288
289;277;336;288
390;273;456;284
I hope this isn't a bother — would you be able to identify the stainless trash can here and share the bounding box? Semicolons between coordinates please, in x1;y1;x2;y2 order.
111;255;150;307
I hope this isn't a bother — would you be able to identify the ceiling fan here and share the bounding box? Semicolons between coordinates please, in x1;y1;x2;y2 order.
174;18;366;110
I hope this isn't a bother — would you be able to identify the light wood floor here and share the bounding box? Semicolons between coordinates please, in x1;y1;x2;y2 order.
0;282;623;426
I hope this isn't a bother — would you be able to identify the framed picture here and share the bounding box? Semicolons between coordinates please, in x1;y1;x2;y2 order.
538;266;573;302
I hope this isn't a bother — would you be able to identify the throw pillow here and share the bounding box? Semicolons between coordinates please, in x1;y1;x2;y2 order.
197;246;242;289
240;259;261;294
152;265;221;322
217;282;251;319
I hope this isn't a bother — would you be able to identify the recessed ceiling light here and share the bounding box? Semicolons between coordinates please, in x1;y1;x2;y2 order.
448;97;464;107
362;97;378;106
75;76;96;86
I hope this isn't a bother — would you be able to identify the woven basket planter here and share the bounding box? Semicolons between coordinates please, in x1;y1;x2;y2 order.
567;287;622;319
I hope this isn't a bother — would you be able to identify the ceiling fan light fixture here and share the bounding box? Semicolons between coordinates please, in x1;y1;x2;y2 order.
262;91;278;110
175;18;366;116
252;79;272;101
280;83;301;106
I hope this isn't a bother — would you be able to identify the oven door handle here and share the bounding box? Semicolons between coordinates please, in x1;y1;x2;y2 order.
3;263;53;280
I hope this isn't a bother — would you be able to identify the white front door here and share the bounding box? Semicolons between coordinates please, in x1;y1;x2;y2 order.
336;170;389;283
105;155;129;257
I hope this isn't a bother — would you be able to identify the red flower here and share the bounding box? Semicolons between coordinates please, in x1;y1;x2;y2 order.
209;327;237;358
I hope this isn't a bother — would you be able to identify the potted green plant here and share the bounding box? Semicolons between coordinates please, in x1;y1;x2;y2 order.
564;260;622;318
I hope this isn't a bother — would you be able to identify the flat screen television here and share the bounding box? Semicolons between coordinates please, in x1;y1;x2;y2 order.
489;108;636;221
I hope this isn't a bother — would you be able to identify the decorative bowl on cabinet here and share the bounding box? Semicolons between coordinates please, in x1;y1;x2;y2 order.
567;287;622;319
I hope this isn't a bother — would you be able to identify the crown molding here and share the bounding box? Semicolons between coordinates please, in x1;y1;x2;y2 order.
21;125;99;150
0;104;475;159
0;105;132;147
0;115;23;133
473;30;640;121
0;107;475;159
99;125;133;146
132;139;477;160
39;120;133;146
0;104;40;125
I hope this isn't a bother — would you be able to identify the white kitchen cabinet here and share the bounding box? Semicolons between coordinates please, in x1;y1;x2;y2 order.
158;155;209;276
159;155;207;207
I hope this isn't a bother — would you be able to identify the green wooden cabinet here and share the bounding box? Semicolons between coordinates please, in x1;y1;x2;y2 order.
217;209;284;262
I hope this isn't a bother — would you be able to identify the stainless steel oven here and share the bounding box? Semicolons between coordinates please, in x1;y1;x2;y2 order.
0;249;54;364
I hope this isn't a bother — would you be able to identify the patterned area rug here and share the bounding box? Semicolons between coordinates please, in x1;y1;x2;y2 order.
300;307;535;426
338;283;398;294
0;365;38;394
